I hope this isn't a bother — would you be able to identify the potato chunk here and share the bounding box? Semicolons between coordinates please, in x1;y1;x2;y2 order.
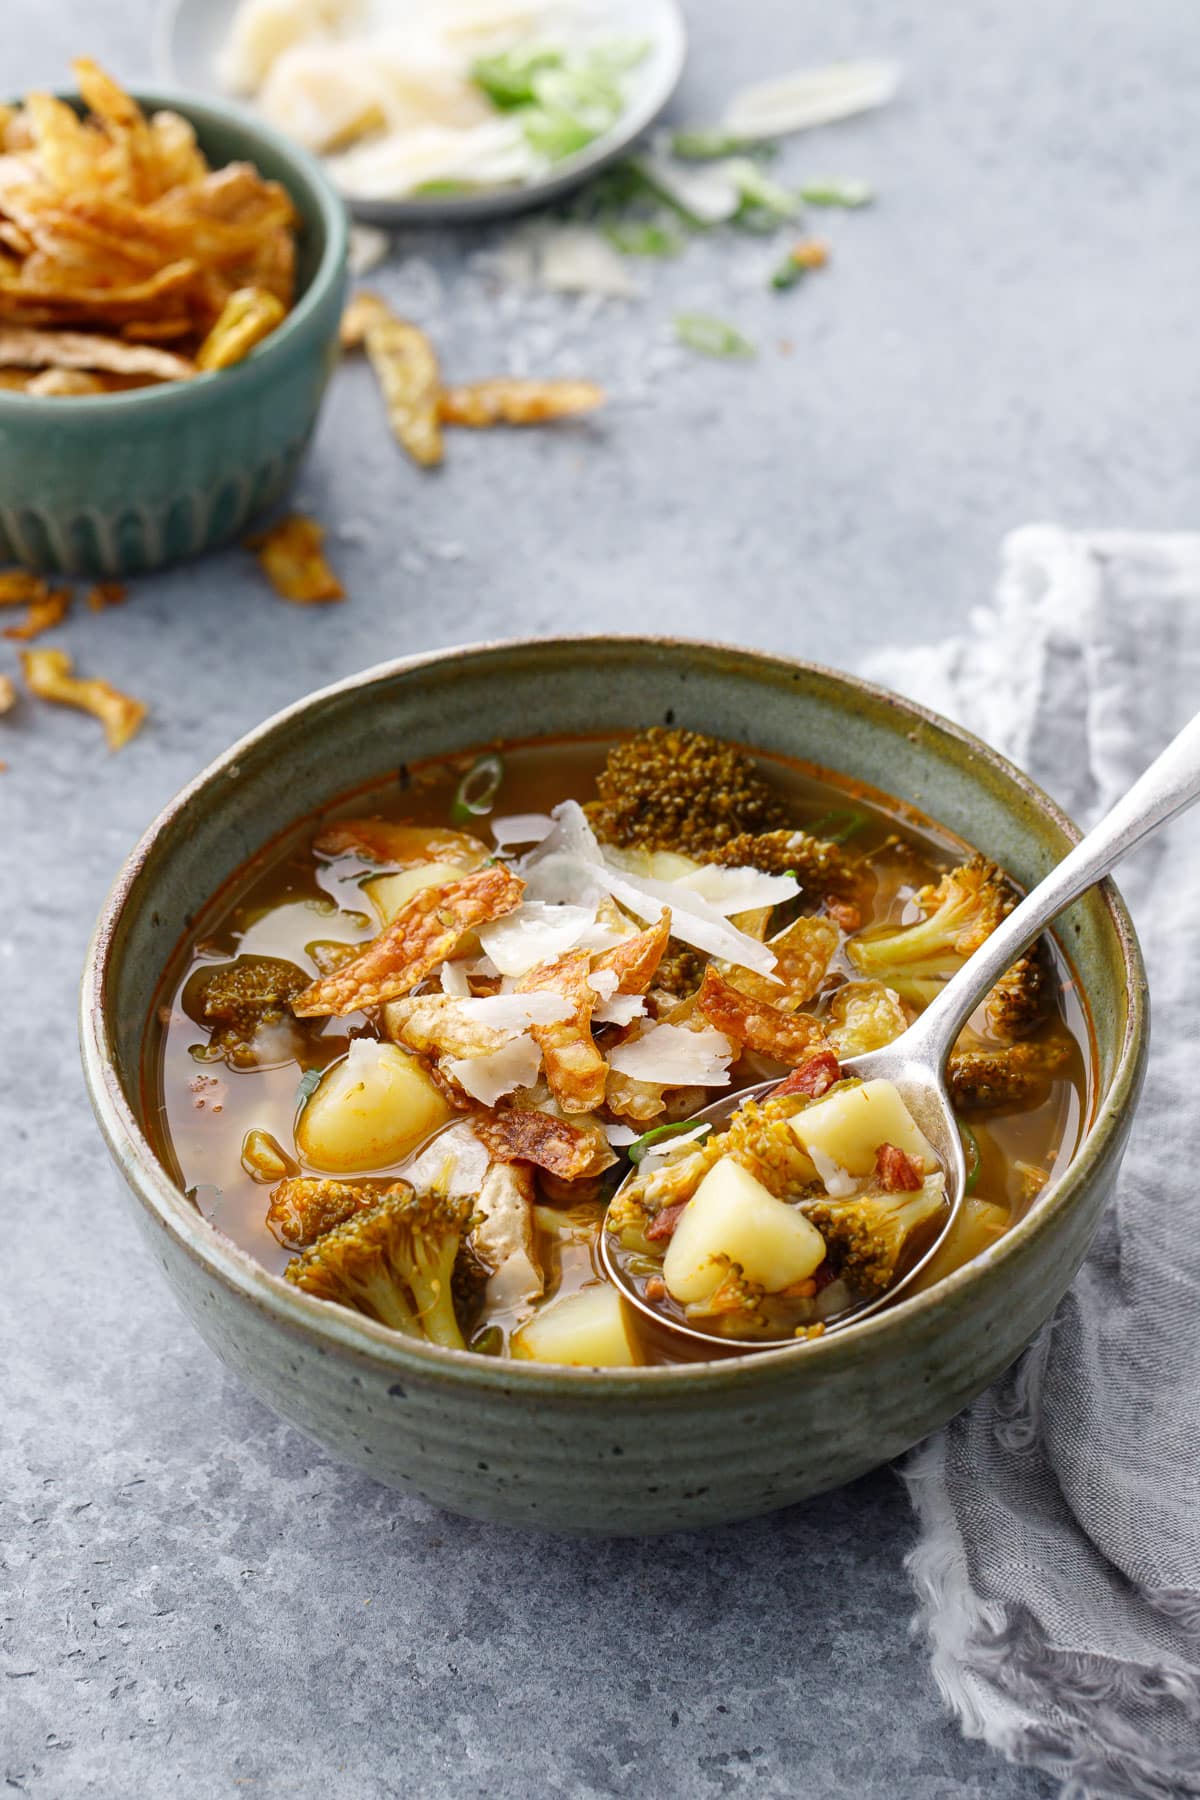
662;1157;826;1305
296;1039;454;1173
511;1284;642;1368
788;1079;936;1185
364;859;476;926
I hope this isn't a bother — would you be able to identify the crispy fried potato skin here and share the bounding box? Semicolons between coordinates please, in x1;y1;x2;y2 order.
292;866;525;1017
247;516;344;604
20;646;145;749
474;1108;615;1180
516;949;606;1113
696;967;828;1065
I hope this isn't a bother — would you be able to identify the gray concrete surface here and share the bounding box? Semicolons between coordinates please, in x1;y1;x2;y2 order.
3;0;1196;1793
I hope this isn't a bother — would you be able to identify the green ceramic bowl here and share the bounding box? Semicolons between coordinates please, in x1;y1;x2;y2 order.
0;89;348;576
79;639;1149;1535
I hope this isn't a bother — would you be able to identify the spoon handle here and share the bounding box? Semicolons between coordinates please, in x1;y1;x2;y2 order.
903;710;1200;1062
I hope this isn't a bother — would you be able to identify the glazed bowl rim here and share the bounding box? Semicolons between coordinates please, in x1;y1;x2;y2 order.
80;634;1149;1392
0;84;349;420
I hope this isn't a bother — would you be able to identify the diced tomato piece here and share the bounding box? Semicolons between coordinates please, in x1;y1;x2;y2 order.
774;1049;842;1099
875;1141;923;1192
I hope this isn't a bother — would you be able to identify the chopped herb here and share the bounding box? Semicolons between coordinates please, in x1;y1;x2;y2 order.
452;751;505;823
670;128;759;161
674;312;756;359
412;178;474;198
604;217;686;257
806;806;865;843
628;1119;713;1164
729;159;802;229
961;1124;982;1196
473;46;564;110
295;1068;322;1105
799;179;874;208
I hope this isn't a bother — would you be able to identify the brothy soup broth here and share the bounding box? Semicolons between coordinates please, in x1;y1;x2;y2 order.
147;732;1091;1367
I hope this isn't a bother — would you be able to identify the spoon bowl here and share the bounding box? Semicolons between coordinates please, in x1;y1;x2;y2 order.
603;707;1200;1353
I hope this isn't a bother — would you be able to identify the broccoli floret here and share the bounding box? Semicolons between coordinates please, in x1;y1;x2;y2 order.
585;727;788;855
847;856;1012;977
682;1255;767;1322
713;827;859;901
948;1041;1071;1113
803;1177;946;1296
985;948;1049;1040
285;1182;478;1348
267;1176;374;1247
653;940;707;999
186;955;310;1068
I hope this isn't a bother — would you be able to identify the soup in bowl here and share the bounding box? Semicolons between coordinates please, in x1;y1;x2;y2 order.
81;639;1146;1533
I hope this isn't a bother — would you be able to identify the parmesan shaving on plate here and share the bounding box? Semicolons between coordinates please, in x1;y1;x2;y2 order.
488;812;555;849
476;900;598;977
586;967;620;1000
519;802;780;976
398;1118;492;1195
447;1035;543;1105
607;1023;735;1086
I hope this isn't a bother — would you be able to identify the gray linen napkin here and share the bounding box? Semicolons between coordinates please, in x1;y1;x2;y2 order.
862;526;1200;1799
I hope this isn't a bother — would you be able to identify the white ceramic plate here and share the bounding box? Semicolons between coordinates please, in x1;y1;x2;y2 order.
156;0;688;223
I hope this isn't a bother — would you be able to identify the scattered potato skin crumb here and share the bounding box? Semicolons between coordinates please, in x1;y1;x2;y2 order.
87;581;127;612
246;515;344;604
339;290;392;351
438;379;605;428
3;586;70;640
0;569;54;606
790;238;829;271
20;646;146;749
0;672;16;713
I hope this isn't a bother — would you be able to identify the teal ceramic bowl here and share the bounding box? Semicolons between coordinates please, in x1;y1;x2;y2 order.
80;639;1149;1535
0;89;348;576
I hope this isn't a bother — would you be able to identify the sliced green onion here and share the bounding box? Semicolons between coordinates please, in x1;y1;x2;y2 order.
628;1119;712;1165
674;312;756;360
805;807;866;843
412;178;473;198
469;1324;505;1356
730;159;802;225
473;46;564;109
961;1124;982;1195
452;752;505;823
604;217;685;257
799;178;873;208
295;1068;322;1105
670;128;759;161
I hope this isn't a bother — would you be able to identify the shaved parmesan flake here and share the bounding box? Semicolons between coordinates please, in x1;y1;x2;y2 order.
604;1122;640;1147
459;991;575;1030
723;60;901;141
440;958;472;997
676;865;799;915
467;953;501;979
593;994;645;1027
489;812;555;849
447;1035;543;1105
399;1118;491;1197
634;151;743;224
603;868;779;977
521;803;778;976
587;967;620;1000
608;1023;734;1087
477;901;598;976
809;1144;860;1199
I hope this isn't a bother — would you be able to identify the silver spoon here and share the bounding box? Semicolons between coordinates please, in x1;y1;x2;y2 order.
601;711;1200;1351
